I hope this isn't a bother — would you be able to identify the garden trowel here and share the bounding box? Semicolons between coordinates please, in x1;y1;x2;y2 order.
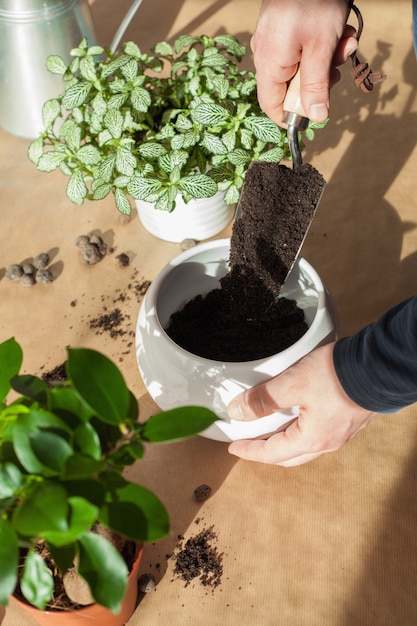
233;67;326;293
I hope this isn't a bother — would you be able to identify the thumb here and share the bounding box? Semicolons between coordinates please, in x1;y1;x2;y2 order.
227;380;290;422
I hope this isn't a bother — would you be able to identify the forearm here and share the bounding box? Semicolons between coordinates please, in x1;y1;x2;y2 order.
333;297;417;412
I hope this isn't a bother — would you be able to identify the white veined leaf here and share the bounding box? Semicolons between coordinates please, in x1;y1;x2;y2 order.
116;147;136;176
123;41;142;58
62;81;92;110
104;109;124;139
41;99;61;129
174;35;196;53
171;129;199;150
239;128;254;150
210;76;229;99
224;183;240;204
76;144;102;166
92;93;107;115
80;56;97;81
27;137;45;165
66;170;87;204
258;146;285;162
100;54;131;79
115;188;132;214
191;103;229;126
46;55;67;75
169;150;188;169
71;107;84;124
201;51;228;68
222;129;236;151
153;41;173;56
214;34;246;58
138;143;167;158
154;187;177;212
175;113;193;131
228;149;250;166
113;175;131;188
179;174;217;198
239;77;257;97
98;129;113;146
37;150;67;172
131;87;151;112
188;75;200;96
202;132;228;155
120;59;139;81
243;116;282;143
92;182;111;200
206;163;234;182
127;175;163;199
108;93;128;110
158;154;172;174
60;120;81;151
87;45;105;56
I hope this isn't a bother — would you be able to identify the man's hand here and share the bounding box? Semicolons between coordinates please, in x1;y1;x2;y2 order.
227;343;374;466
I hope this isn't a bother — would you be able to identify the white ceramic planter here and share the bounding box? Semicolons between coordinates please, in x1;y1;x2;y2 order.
136;239;338;442
135;192;234;242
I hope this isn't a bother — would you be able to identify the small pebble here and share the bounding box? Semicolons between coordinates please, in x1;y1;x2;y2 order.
20;274;35;287
22;263;35;275
35;268;53;284
75;235;90;250
116;253;130;267
5;264;23;281
33;252;49;269
81;243;102;265
194;484;212;502
181;238;197;250
138;573;156;593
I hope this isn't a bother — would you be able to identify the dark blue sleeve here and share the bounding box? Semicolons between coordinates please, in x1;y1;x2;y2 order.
333;296;417;412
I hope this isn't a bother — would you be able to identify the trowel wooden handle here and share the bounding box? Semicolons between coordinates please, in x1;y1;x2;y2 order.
283;67;309;129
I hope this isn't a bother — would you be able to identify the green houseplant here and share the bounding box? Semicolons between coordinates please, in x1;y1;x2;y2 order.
0;337;216;620
28;34;325;217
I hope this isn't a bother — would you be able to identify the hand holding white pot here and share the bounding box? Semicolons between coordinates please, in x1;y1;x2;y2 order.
227;343;374;466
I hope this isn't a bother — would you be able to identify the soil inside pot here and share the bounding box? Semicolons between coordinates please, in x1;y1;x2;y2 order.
165;162;325;361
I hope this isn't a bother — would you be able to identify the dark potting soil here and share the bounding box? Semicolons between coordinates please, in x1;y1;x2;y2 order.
166;162;325;362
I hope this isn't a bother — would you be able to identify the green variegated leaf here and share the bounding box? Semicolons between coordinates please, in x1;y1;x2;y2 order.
258;146;285;162
115;188;132;214
228;148;250;166
239;127;254;150
174;34;196;53
153;41;173;56
154;187;177;212
127;175;163;199
113;175;131;188
171;129;198;150
104;109;123;139
27;137;44;165
80;56;97;81
87;45;104;56
92;92;107;115
214;34;246;58
175;113;193;131
123;41;142;58
239;76;257;96
76;144;101;166
206;163;234;182
191;102;229;126
62;81;92;110
37;150;67;172
41;99;61;129
98;129;113;146
67;170;87;205
72;107;84;124
100;55;131;80
92;182;111;200
46;54;67;75
120;58;139;81
210;75;229;98
60;120;81;151
98;155;116;181
222;129;236;151
131;87;151;112
116;147;136;176
179;174;217;198
202;132;228;155
224;183;240;204
243;116;282;143
108;93;128;110
138;142;167;158
202;50;228;68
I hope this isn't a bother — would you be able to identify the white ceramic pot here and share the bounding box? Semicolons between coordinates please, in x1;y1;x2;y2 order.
135;192;234;242
136;239;338;442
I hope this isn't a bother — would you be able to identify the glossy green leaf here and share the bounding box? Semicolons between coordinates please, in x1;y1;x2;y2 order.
43;496;98;546
0;462;22;500
64;454;104;479
13;482;69;537
142;406;217;443
0;519;18;605
73;422;101;459
78;532;128;613
11;374;48;404
67;348;130;425
0;338;22;403
21;551;54;610
99;472;169;541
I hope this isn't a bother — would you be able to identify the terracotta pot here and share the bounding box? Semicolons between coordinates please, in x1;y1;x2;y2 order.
135;191;234;242
11;544;143;626
136;238;339;442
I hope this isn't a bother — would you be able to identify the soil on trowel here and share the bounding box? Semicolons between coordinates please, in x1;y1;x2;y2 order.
165;162;325;362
